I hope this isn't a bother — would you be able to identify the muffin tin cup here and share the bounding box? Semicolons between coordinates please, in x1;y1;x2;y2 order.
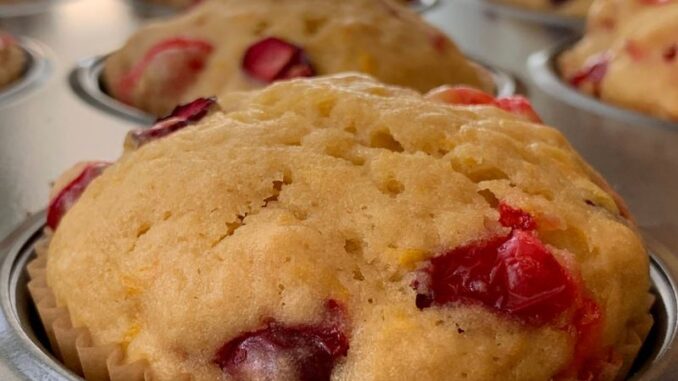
0;37;51;107
125;0;441;16
527;38;678;130
0;212;678;380
0;0;75;17
69;54;516;126
453;0;584;30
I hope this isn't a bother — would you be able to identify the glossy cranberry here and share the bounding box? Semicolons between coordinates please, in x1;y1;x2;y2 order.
214;300;348;381
115;37;214;104
498;202;538;230
569;55;609;96
494;96;542;123
427;86;543;122
663;44;677;62
46;162;111;230
0;32;16;49
415;230;576;326
427;85;496;105
242;37;315;83
639;0;672;5
127;97;217;148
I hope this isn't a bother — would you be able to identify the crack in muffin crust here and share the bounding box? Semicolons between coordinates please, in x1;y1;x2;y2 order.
45;74;651;381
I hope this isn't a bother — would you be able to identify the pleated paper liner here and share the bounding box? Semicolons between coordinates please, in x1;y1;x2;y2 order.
25;232;190;381
25;231;653;381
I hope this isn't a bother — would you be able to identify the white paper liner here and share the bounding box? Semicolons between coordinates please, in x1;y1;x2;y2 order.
24;233;653;381
26;234;164;381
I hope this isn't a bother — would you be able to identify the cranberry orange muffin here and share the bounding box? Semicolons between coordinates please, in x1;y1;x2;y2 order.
559;0;678;121
0;31;26;90
42;74;651;381
103;0;489;116
495;0;592;17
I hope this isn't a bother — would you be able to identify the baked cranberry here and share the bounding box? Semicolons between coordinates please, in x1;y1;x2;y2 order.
214;300;348;381
115;37;214;104
568;54;609;96
46;162;111;229
426;86;542;122
663;44;677;62
127;97;217;148
624;40;647;61
0;32;17;49
640;0;672;5
494;96;542;123
242;37;315;83
426;85;496;105
415;230;576;326
498;202;537;230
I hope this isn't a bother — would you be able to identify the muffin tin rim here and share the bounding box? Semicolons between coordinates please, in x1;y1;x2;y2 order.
69;53;517;126
125;0;441;16
0;211;677;380
454;0;585;31
527;38;678;131
0;36;52;108
0;0;77;18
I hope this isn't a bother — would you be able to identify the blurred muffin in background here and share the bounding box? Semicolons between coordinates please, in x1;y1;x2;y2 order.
495;0;592;17
0;31;26;90
559;0;677;121
103;0;490;116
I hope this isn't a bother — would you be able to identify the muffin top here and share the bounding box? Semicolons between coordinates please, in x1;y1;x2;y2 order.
559;0;678;121
103;0;489;116
0;31;25;90
47;74;651;381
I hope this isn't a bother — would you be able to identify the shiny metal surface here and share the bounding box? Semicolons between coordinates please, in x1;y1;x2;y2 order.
1;217;677;380
68;54;516;125
0;0;677;378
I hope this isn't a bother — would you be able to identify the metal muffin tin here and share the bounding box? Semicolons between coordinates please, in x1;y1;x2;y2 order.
0;0;678;378
453;0;584;30
0;213;677;380
69;54;516;125
0;0;74;18
0;37;51;108
528;38;678;130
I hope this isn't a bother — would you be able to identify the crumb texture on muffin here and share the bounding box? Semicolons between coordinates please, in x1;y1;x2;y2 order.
559;0;678;121
0;31;26;90
47;74;651;381
103;0;488;116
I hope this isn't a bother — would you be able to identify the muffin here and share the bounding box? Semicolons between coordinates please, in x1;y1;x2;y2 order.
495;0;592;17
559;0;678;121
0;31;26;90
39;74;652;381
103;0;489;116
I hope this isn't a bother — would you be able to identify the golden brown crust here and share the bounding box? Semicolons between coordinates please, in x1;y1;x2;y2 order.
48;74;651;381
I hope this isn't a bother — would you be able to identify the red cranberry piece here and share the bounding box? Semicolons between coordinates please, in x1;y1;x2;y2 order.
494;96;542;123
115;37;214;104
0;32;17;49
498;202;537;230
640;0;672;4
427;85;496;105
663;44;677;62
127;97;217;148
242;37;315;83
414;229;576;325
427;86;543;122
568;55;610;96
46;162;111;230
214;300;349;381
